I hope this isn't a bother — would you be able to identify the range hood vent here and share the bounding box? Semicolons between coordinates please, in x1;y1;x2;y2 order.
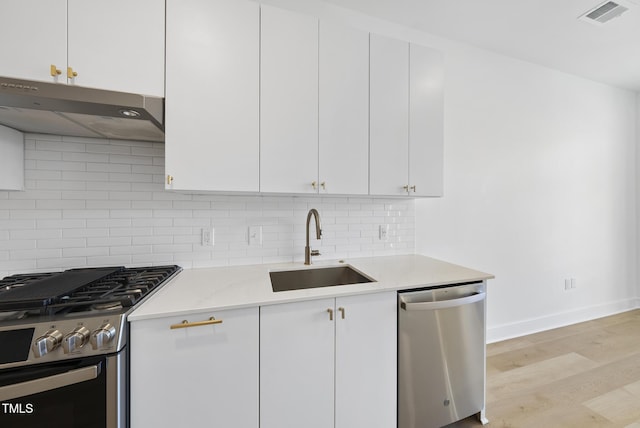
0;77;164;142
579;1;631;24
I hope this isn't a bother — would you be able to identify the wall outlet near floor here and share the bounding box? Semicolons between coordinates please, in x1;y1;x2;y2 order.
248;226;262;247
564;278;577;290
201;227;214;246
379;224;389;241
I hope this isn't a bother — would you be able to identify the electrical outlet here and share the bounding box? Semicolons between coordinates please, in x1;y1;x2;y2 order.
564;278;577;291
248;226;262;247
201;228;214;246
379;224;389;241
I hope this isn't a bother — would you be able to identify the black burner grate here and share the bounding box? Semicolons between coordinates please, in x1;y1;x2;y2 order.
0;265;181;315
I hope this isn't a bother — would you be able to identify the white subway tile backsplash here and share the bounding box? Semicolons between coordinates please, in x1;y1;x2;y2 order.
38;238;86;249
10;229;62;240
3;200;37;210
36;160;86;172
63;210;109;219
86;143;131;155
0;136;414;276
37;219;86;229
87;182;132;191
0;239;36;251
87;237;132;247
0;220;37;230
87;255;132;266
63;152;110;163
9;248;62;260
63;247;109;257
37;200;86;210
62;171;110;182
132;235;173;245
62;228;108;238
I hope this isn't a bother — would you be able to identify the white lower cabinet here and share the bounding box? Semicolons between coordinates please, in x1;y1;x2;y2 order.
260;292;397;428
130;307;259;428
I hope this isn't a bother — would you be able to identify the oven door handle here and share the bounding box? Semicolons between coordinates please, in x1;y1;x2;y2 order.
0;364;100;402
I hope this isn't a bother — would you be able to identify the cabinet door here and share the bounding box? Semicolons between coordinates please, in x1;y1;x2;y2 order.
67;0;164;96
370;34;409;196
0;125;24;191
410;44;444;197
260;299;335;428
318;21;369;195
130;308;259;428
260;5;319;194
0;0;66;83
164;0;259;192
335;292;397;428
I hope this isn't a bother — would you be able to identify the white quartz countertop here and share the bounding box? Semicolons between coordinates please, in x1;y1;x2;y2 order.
128;254;494;321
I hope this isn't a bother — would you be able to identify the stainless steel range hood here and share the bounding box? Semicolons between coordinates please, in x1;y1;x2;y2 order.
0;77;164;142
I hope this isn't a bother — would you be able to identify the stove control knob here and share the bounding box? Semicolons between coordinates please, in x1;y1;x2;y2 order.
32;329;63;358
62;326;91;354
90;323;117;350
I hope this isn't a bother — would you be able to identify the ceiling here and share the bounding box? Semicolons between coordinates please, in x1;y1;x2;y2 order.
321;0;640;93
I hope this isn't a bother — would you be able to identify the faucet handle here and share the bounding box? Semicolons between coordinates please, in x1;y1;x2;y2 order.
310;249;321;257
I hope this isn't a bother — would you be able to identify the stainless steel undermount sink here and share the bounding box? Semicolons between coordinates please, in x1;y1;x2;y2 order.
270;265;375;292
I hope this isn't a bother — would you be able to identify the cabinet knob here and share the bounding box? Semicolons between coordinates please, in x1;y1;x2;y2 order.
50;64;62;77
311;181;317;190
321;182;326;191
338;307;345;319
403;185;409;192
67;66;78;79
327;308;333;321
410;185;416;193
167;175;174;185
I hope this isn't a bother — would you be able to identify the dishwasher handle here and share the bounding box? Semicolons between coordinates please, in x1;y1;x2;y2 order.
400;291;485;311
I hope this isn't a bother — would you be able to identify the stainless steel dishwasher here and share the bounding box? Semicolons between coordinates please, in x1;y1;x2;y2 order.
398;281;487;428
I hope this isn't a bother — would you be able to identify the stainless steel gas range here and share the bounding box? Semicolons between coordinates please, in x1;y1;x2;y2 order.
0;265;181;428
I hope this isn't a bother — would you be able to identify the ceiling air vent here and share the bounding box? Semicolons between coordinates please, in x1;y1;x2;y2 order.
579;1;631;25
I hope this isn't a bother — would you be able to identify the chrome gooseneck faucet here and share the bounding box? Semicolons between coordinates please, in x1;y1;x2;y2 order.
305;209;322;265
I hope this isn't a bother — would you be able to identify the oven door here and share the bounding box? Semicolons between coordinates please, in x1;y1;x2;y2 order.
0;354;122;428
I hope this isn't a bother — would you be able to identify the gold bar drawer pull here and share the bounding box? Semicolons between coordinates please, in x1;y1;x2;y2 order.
170;317;222;330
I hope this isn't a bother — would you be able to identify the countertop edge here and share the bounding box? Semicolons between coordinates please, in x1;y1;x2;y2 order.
128;255;494;322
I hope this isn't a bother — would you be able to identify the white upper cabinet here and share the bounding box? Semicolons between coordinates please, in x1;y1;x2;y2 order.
67;0;164;96
0;125;24;191
0;0;67;84
410;44;444;197
165;0;260;192
370;33;444;197
0;0;164;96
260;5;319;194
318;21;370;195
369;34;410;196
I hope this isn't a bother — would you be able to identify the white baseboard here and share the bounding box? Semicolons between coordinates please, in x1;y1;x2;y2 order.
487;298;640;344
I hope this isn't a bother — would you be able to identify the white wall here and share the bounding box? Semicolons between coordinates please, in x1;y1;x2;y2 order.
263;0;639;341
415;44;637;342
0;135;414;278
637;92;640;304
1;0;636;342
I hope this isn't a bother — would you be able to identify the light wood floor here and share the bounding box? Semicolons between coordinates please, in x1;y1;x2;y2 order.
448;309;640;428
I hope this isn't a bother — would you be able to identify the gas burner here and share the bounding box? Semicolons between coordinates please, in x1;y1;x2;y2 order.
0;265;181;319
92;302;123;312
0;310;26;321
